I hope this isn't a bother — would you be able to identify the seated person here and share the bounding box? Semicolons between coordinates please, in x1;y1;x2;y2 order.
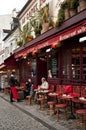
38;77;49;90
24;78;34;99
34;77;49;101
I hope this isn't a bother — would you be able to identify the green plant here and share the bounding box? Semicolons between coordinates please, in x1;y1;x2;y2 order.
16;40;23;46
69;0;79;9
56;5;65;27
49;18;55;28
18;23;33;44
55;1;71;27
61;1;70;9
29;14;42;36
40;4;49;23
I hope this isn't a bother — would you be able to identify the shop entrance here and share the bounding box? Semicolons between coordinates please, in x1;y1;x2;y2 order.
37;56;47;85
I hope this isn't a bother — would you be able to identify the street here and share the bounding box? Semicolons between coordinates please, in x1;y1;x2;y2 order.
0;97;49;130
0;93;83;130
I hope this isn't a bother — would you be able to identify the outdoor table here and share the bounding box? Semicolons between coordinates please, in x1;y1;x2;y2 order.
37;89;49;98
61;94;76;119
79;97;86;102
79;97;86;105
48;92;61;102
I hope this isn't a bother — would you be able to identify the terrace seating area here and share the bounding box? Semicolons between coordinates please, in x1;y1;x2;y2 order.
34;84;86;129
4;84;86;129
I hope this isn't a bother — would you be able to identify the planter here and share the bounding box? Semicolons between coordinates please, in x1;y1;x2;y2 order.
27;37;33;42
66;0;70;3
17;41;23;47
78;0;86;12
64;9;70;20
41;22;49;33
70;9;77;17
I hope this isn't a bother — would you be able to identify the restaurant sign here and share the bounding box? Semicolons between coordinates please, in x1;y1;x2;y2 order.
15;21;86;58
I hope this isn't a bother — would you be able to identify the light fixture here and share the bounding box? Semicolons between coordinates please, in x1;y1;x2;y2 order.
46;48;52;52
79;36;86;42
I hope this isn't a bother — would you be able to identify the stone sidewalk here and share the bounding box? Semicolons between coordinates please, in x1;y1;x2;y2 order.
0;92;83;130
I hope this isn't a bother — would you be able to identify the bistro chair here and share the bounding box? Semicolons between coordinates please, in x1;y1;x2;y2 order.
72;86;81;112
26;95;32;105
45;84;55;102
47;101;56;116
55;85;63;103
37;97;45;109
79;86;86;108
55;103;67;121
76;109;86;130
58;85;73;103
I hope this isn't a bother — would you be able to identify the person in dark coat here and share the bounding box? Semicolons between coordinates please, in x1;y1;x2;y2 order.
24;78;34;99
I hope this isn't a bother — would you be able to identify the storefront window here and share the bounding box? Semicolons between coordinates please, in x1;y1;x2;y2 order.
82;47;86;82
62;44;86;84
71;47;80;82
31;58;36;77
47;50;58;78
62;50;71;82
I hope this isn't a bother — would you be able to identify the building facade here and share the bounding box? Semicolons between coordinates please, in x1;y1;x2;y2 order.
0;0;86;89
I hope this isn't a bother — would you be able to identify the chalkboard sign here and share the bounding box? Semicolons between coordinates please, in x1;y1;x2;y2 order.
51;58;58;78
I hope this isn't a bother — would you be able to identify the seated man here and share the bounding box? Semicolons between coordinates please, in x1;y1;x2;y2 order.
34;77;49;101
38;77;49;90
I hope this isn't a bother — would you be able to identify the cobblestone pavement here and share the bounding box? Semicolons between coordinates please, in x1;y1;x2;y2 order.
0;92;83;130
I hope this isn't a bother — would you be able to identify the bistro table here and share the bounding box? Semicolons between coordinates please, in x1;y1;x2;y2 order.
79;97;86;108
61;94;76;119
48;92;61;102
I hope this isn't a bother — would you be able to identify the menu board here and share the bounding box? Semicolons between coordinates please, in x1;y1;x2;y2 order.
51;58;58;77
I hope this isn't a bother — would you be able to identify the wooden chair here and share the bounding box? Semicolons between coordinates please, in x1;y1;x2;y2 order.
79;86;86;108
76;109;86;130
26;95;32;105
46;84;55;102
72;86;81;112
47;101;56;116
48;84;55;93
55;85;63;103
55;103;67;121
81;86;86;98
37;97;44;109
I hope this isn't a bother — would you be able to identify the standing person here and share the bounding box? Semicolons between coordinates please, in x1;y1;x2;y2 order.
9;74;19;102
24;78;34;99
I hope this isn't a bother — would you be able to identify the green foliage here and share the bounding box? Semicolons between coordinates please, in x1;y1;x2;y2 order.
56;6;65;27
61;1;70;9
40;4;49;23
69;0;79;9
28;13;42;36
16;41;23;46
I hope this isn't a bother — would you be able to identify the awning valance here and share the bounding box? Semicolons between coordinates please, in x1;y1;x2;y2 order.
0;63;6;70
4;54;18;68
15;20;86;59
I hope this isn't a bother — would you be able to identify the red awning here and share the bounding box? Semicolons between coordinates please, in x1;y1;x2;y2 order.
15;20;86;58
4;54;18;68
0;63;6;70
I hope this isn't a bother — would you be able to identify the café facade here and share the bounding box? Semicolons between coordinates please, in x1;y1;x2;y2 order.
14;9;86;87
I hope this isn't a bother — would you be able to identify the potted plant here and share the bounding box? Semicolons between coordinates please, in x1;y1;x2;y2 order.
63;1;70;20
39;4;50;33
69;0;79;16
78;0;86;12
56;7;65;27
29;14;42;37
16;40;23;47
26;32;33;42
56;1;70;24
